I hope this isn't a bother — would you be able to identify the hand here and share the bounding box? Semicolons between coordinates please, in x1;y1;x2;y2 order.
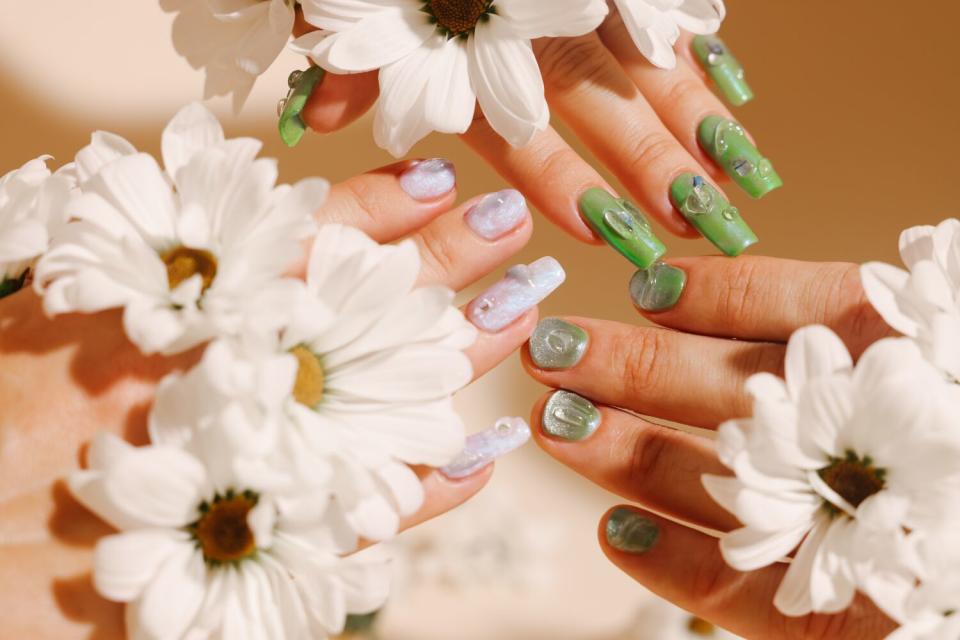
291;11;776;253
521;256;897;639
0;160;536;639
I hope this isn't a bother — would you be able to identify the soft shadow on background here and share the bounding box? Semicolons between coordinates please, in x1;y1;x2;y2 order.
2;1;959;638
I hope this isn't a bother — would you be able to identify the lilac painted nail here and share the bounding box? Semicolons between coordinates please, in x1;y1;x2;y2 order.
465;189;528;240
399;158;456;201
466;257;566;333
440;417;531;479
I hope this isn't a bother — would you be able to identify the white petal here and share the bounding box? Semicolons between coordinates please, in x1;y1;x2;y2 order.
796;374;854;458
93;530;184;602
300;0;408;32
136;544;205;638
614;0;679;69
719;519;812;571
86;154;178;245
331;345;472;402
784;325;852;400
103;446;207;527
75;131;138;183
161;102;226;180
672;0;725;34
899;224;936;269
495;0;608;38
773;514;830;616
375;460;425;516
860;262;918;336
308;7;434;73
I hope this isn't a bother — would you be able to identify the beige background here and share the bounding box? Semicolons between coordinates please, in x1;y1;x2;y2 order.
2;1;959;638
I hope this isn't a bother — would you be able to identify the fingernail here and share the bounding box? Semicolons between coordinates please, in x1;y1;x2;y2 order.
605;508;659;554
465;189;528;240
542;390;601;442
278;66;325;148
698;116;782;199
692;35;754;107
399;158;456;201
579;189;666;270
529;318;589;370
670;174;757;257
467;257;565;333
440;417;531;479
630;262;687;312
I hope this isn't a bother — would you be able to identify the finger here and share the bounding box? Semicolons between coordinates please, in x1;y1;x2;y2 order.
642;256;893;357
530;392;737;532
598;507;896;639
522;317;783;428
535;34;723;238
302;70;380;134
398;465;494;533
466;309;539;381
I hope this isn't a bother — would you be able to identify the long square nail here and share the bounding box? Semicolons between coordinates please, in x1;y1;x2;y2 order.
465;189;527;240
692;36;754;107
670;174;757;257
630;262;686;312
529;318;589;370
542;390;601;441
605;508;659;554
467;257;565;333
440;417;531;479
399;158;456;201
579;189;666;269
698;116;782;199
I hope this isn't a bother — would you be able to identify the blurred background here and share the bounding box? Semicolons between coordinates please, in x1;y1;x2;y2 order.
2;1;959;638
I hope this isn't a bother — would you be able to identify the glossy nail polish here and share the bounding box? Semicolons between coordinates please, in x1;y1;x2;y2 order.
691;35;754;107
440;417;531;479
467;257;566;333
605;508;659;554
465;189;527;240
399;158;456;201
278;66;325;148
529;318;589;370
670;174;757;257
630;263;687;312
579;189;666;269
542;390;601;441
698;115;782;199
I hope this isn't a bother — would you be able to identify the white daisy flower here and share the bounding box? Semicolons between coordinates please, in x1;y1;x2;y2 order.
70;426;390;640
160;0;297;111
293;0;609;156
0;156;73;293
612;0;725;69
151;224;477;543
862;218;960;384
34;103;322;355
703;326;960;617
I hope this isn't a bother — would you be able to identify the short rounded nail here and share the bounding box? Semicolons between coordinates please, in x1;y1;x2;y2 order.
399;158;456;201
467;257;566;333
541;390;600;441
605;508;659;554
698;116;782;199
691;35;754;107
440;417;531;479
579;189;666;269
465;189;528;240
529;318;589;370
670;174;757;257
630;263;686;312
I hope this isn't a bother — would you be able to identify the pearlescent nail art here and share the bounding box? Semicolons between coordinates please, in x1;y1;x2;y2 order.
465;189;528;240
529;318;589;370
399;158;456;201
630;263;687;312
440;417;531;479
692;35;754;107
670;173;757;257
579;189;666;269
698;116;782;199
542;390;601;441
605;508;659;554
467;257;566;333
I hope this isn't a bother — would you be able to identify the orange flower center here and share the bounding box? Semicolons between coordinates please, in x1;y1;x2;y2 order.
425;0;494;37
290;345;325;408
161;246;218;292
191;491;258;565
818;451;886;510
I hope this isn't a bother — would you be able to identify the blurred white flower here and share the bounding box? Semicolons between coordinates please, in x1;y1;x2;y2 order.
293;0;608;156
862;218;960;384
703;326;960;617
0;156;73;290
160;0;296;111
69;427;390;640
612;0;725;69
34;103;321;355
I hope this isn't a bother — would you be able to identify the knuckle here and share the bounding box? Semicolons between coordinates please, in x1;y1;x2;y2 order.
537;35;613;94
417;226;459;284
717;257;762;326
832;264;891;348
624;129;680;176
538;144;583;183
659;77;707;111
690;555;731;603
339;179;382;227
626;426;672;492
615;328;666;399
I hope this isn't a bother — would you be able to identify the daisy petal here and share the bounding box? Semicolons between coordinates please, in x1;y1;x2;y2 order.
495;0;608;38
860;261;917;336
784;325;852;399
136;545;205;639
773;514;830;616
161;102;226;180
93;530;184;602
719;519;811;571
308;7;434;73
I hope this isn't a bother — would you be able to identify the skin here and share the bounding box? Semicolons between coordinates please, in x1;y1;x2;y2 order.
293;11;748;242
0;160;536;638
521;256;900;639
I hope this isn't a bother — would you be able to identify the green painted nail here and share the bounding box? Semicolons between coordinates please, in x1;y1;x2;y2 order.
579;189;666;270
542;390;601;441
692;35;754;107
529;318;589;370
278;66;325;148
606;508;659;554
0;270;28;299
630;263;686;312
670;174;757;257
698;116;782;199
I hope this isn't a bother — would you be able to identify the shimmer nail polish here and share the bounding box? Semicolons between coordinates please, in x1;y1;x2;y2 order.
698;116;782;199
278;66;325;148
529;318;589;370
467;257;566;333
465;189;527;240
630;263;687;312
605;508;659;554
670;174;757;257
579;189;666;270
440;417;531;479
691;35;754;107
542;390;601;441
399;159;456;201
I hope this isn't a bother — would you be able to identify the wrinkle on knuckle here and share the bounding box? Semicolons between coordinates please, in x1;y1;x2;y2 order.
615;328;665;400
718;258;761;328
659;78;706;113
627;426;671;496
624;129;677;176
338;179;382;227
538;36;612;94
417;227;458;284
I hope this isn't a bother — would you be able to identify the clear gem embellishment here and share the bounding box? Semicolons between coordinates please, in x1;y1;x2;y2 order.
603;207;640;240
733;159;756;177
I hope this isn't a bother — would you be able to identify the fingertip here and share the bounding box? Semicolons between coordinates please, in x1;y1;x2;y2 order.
302;71;379;134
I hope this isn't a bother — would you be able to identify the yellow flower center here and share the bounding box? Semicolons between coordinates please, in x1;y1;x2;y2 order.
161;246;218;292
191;491;258;565
291;345;325;408
687;616;717;636
818;451;886;510
425;0;494;38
